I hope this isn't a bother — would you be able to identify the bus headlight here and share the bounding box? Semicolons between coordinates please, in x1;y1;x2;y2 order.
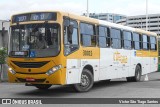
46;65;62;76
8;68;16;75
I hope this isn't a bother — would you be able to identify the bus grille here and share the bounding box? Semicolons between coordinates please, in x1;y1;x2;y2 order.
12;61;49;68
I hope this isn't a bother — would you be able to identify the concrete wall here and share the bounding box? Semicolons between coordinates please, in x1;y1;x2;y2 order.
0;20;10;31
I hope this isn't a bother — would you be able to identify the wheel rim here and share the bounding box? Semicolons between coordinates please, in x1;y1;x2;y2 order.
80;74;90;88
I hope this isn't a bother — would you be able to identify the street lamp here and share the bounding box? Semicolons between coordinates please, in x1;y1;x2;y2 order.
146;0;148;31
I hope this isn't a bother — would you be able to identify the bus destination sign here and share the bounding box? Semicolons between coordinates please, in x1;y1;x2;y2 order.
13;14;29;22
12;12;57;23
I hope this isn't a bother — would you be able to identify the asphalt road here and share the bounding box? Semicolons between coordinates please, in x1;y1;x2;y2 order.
1;71;160;98
1;72;160;107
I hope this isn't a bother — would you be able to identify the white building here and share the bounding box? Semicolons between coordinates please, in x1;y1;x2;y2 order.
116;14;160;36
83;13;126;23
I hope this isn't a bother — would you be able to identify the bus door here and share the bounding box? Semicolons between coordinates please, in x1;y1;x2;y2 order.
64;18;80;84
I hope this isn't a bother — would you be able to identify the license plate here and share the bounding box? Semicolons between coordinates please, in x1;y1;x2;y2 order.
26;78;35;82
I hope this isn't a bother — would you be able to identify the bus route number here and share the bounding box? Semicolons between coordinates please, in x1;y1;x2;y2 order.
18;16;27;22
83;50;92;56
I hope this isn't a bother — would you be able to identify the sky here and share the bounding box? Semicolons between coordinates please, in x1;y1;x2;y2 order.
1;0;160;20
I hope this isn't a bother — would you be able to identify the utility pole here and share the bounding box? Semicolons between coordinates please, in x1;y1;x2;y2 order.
144;0;149;81
87;0;89;17
146;0;148;31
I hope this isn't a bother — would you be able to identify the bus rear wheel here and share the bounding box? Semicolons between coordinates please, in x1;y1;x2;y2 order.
127;65;141;82
35;84;52;90
74;69;94;92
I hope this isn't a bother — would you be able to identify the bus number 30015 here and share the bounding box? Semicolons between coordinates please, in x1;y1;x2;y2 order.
83;50;92;56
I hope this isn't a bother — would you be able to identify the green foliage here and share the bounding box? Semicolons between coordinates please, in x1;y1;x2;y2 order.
0;47;7;64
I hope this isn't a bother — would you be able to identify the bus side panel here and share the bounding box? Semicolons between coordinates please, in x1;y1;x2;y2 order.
66;59;81;84
143;51;150;74
66;59;99;84
99;48;117;80
150;51;158;72
129;50;142;77
130;50;158;76
136;50;153;75
81;59;99;82
116;49;131;78
66;47;100;84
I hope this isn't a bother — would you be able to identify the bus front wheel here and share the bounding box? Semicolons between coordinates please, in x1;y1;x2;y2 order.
127;65;141;82
74;69;94;92
35;84;52;90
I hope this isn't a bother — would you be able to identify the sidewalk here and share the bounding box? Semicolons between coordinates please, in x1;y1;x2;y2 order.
0;79;8;83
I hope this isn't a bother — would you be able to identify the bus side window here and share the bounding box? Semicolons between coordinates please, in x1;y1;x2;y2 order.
98;26;110;48
142;35;149;50
123;31;132;50
133;33;141;50
80;23;96;47
63;18;79;56
150;36;157;51
110;28;122;49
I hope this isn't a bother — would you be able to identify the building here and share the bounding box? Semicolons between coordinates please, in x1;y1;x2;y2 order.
116;14;160;36
83;13;126;23
0;20;10;81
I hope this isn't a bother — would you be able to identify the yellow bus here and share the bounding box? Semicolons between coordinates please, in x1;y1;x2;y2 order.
8;11;158;92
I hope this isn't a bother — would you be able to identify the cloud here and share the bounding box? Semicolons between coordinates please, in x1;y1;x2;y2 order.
110;0;160;16
0;0;86;19
0;0;160;20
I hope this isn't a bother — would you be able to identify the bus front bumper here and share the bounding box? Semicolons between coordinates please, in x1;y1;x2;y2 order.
8;70;64;85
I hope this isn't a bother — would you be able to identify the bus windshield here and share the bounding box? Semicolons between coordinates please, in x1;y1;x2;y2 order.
10;23;60;58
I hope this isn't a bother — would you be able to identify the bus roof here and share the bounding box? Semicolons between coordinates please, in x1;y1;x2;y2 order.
11;11;157;37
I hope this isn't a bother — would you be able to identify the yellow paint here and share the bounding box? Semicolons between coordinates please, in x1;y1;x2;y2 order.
67;46;100;59
136;50;158;57
113;51;128;63
8;69;62;84
8;11;99;85
8;51;67;85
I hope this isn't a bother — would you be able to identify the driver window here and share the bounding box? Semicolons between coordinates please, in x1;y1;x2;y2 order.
64;18;79;56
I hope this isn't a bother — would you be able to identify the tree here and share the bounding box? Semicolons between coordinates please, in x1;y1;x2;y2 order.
0;47;7;81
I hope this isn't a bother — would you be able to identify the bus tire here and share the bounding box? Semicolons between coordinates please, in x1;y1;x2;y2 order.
74;69;94;92
126;77;133;82
127;65;141;82
35;84;52;90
